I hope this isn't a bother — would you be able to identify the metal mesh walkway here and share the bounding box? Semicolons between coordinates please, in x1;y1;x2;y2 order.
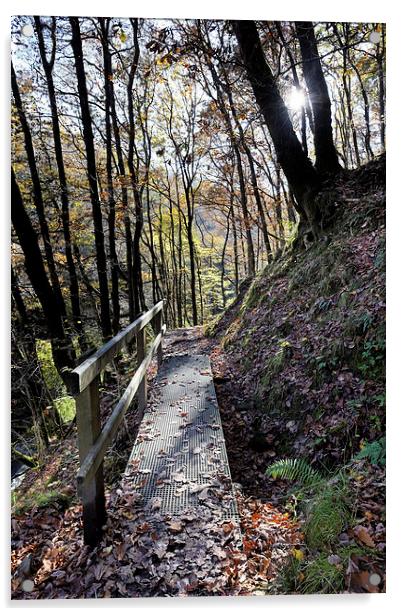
125;354;239;521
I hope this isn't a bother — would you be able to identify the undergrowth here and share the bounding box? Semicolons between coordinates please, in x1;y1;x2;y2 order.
265;455;383;594
276;545;370;594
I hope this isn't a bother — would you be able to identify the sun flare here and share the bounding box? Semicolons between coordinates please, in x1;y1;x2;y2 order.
288;87;306;111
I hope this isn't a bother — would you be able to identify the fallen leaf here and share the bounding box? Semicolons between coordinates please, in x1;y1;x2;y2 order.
354;525;376;548
115;542;127;561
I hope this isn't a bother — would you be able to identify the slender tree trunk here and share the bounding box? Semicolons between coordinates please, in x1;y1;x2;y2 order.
275;165;285;246
334;24;360;167
196;254;204;324
185;193;198;325
275;22;309;153
217;68;271;263
11;61;66;318
238;216;247;277
34;17;83;336
167;173;179;327
344;72;360;167
199;42;256;276
73;243;102;331
157;196;167;305
230;203;240;295
127;18;145;317
166;95;199;324
221;211;230;308
376;26;386;151
70;17;112;339
295;22;341;174
233;145;255;277
145;184;161;306
245;145;272;261
177;192;185;326
11;267;28;323
350;61;374;160
338;86;353;168
336;100;349;167
99;18;120;334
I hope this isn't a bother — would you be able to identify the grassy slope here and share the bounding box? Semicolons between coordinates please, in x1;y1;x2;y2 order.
213;155;385;472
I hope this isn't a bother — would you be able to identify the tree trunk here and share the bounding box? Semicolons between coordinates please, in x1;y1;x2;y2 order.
127;18;145;317
70;17;112;339
376;25;386;151
230;202;240;295
295;22;341;174
275;22;309;153
199;41;256;276
145;184;161;307
176;185;185;326
11;61;66;318
221;211;230;307
232;21;321;230
221;70;272;261
185;198;198;325
34;17;83;337
350;60;374;160
12;169;75;374
333;24;361;167
275;164;286;246
233;145;256;277
11;266;28;323
99;18;120;334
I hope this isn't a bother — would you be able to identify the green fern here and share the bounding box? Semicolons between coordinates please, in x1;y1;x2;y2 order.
356;437;385;467
266;458;323;487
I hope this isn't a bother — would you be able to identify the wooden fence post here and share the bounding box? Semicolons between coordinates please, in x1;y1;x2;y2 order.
136;327;147;414
75;376;106;545
153;309;163;367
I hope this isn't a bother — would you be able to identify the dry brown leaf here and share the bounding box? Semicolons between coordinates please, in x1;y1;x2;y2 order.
167;520;183;532
354;525;376;548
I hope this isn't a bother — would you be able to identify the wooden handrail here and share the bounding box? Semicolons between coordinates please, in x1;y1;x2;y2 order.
67;300;164;394
69;300;165;545
77;325;166;494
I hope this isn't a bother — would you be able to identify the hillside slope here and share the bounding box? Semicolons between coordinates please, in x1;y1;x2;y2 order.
213;155;385;471
208;155;385;592
208;156;386;592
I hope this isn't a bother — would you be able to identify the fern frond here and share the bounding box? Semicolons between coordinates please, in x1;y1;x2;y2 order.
266;458;323;487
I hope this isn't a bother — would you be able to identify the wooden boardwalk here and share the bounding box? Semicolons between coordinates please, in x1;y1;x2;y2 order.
69;301;239;545
124;353;239;521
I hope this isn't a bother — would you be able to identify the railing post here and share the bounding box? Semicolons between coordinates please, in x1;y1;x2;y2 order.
75;376;106;545
136;327;147;414
153;308;163;367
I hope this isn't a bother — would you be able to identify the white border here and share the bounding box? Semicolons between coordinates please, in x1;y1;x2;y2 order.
2;1;401;614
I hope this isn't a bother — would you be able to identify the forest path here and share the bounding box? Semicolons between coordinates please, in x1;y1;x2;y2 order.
124;328;239;521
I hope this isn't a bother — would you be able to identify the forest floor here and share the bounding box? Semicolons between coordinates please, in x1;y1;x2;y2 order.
11;155;386;598
10;325;385;599
11;327;303;599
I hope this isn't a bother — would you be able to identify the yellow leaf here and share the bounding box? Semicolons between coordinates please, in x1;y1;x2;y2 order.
292;548;305;561
120;31;127;43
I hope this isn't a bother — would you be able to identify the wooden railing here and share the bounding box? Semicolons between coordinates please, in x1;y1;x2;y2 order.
67;300;165;545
